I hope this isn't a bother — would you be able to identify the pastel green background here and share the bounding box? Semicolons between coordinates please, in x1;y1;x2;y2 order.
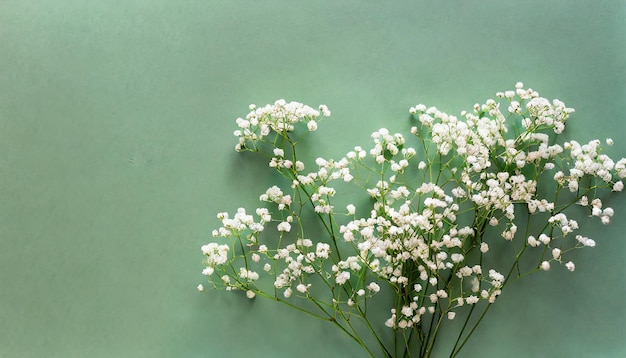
1;1;625;357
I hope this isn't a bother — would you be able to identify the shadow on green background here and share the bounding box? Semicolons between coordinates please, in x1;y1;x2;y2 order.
1;1;624;357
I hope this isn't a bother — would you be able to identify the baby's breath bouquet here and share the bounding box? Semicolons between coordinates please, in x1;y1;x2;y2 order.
198;83;625;357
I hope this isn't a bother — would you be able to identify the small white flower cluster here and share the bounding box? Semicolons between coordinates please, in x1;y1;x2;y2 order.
211;208;269;238
234;100;330;152
200;84;625;356
260;185;292;211
269;147;305;171
201;243;229;267
369;128;414;169
551;139;624;194
272;240;329;297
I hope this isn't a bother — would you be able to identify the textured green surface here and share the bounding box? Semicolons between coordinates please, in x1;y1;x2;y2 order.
1;1;625;357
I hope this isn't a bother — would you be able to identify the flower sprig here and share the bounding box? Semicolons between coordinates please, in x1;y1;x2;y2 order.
199;84;624;358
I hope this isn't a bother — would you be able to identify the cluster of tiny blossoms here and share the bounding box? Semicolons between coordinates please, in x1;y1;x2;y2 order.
233;99;330;152
200;85;624;357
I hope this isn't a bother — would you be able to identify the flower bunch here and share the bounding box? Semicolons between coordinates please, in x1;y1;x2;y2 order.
199;85;624;357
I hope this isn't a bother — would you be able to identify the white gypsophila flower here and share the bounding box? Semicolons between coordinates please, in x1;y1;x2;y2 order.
527;235;540;247
451;253;464;263
576;235;596;247
401;305;414;317
489;269;504;284
315;243;331;259
239;268;259;281
565;261;576;272
246;290;256;299
367;282;380;293
197;284;205;292
501;225;517;240
319;104;331;117
255;208;271;223
541;261;551;271
297;238;312;248
335;271;350;285
202;243;230;266
456;266;472;278
277;221;291;232
385;312;396;328
283;287;292;298
315;157;328;167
